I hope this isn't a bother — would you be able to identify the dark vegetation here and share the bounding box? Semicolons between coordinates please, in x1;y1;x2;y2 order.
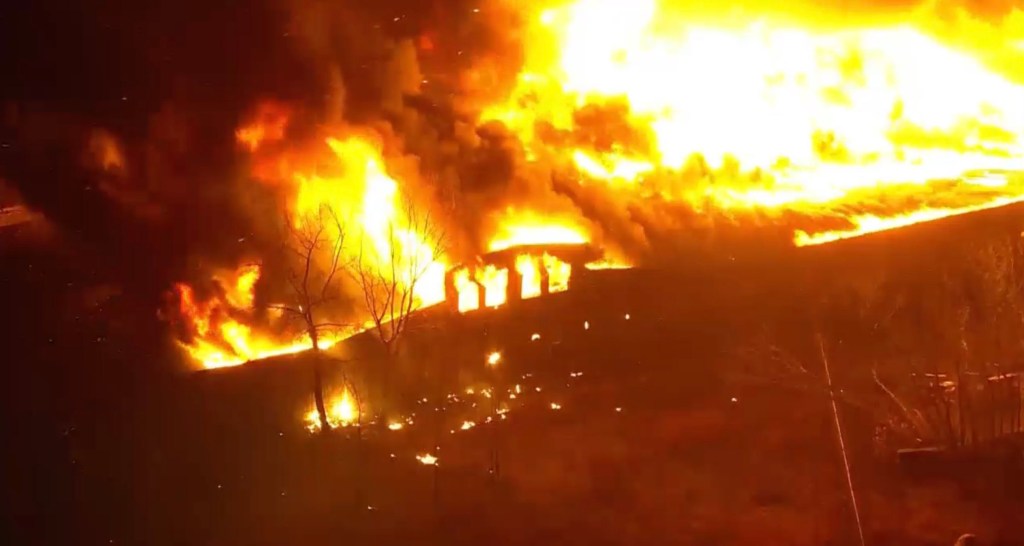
6;206;1024;545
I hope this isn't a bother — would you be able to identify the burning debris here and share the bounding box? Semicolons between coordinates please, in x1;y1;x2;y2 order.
486;351;502;366
305;389;359;432
416;453;438;466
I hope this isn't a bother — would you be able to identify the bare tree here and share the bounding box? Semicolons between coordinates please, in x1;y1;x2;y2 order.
733;237;1024;453
272;204;350;433
353;196;447;366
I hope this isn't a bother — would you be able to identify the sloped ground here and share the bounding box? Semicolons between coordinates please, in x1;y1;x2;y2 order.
101;365;1021;546
79;302;1023;546
9;211;1024;545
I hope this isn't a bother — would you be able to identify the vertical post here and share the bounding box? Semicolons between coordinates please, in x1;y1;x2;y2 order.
507;260;522;307
444;269;458;313
475;280;486;310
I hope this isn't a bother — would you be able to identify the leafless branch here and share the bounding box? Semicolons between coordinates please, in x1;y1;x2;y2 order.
352;194;447;357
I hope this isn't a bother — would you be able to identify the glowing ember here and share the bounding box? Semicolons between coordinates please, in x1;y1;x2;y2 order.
531;333;541;341
388;422;404;431
487;351;502;366
550;402;562;410
416;453;439;466
460;420;476;431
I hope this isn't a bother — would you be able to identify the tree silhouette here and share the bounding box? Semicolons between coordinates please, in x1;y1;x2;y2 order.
272;204;350;433
353;197;447;366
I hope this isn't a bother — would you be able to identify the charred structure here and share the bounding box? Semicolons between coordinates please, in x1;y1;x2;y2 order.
443;242;601;313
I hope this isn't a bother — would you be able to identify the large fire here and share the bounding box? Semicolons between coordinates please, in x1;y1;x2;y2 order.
166;0;1024;368
167;265;341;369
481;0;1024;245
169;127;453;369
171;121;609;368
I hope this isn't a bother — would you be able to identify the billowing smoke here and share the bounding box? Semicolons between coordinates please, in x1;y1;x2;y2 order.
5;0;1024;354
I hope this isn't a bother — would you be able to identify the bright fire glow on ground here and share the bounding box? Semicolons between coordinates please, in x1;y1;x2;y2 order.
416;454;438;466
305;389;359;432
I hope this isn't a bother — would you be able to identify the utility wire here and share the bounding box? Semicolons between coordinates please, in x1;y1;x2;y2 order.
818;334;866;546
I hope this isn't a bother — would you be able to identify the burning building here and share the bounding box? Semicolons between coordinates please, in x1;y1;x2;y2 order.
444;243;601;313
6;1;1024;370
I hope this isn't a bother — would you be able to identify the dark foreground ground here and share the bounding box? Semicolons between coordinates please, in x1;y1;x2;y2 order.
5;215;1024;546
43;353;1024;546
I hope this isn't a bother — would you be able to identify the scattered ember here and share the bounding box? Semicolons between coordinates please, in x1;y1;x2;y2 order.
416;454;438;466
487;351;502;366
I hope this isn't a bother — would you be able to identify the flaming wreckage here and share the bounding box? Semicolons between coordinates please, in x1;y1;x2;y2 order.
159;0;1024;370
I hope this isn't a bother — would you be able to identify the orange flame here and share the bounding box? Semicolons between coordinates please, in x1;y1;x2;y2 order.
236;102;289;152
171;122;454;369
451;252;577;313
478;264;509;308
543;253;572;293
169;265;340;370
305;388;359;432
488;211;588;252
516;254;543;299
275;135;447;308
482;0;1024;244
453;268;481;313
